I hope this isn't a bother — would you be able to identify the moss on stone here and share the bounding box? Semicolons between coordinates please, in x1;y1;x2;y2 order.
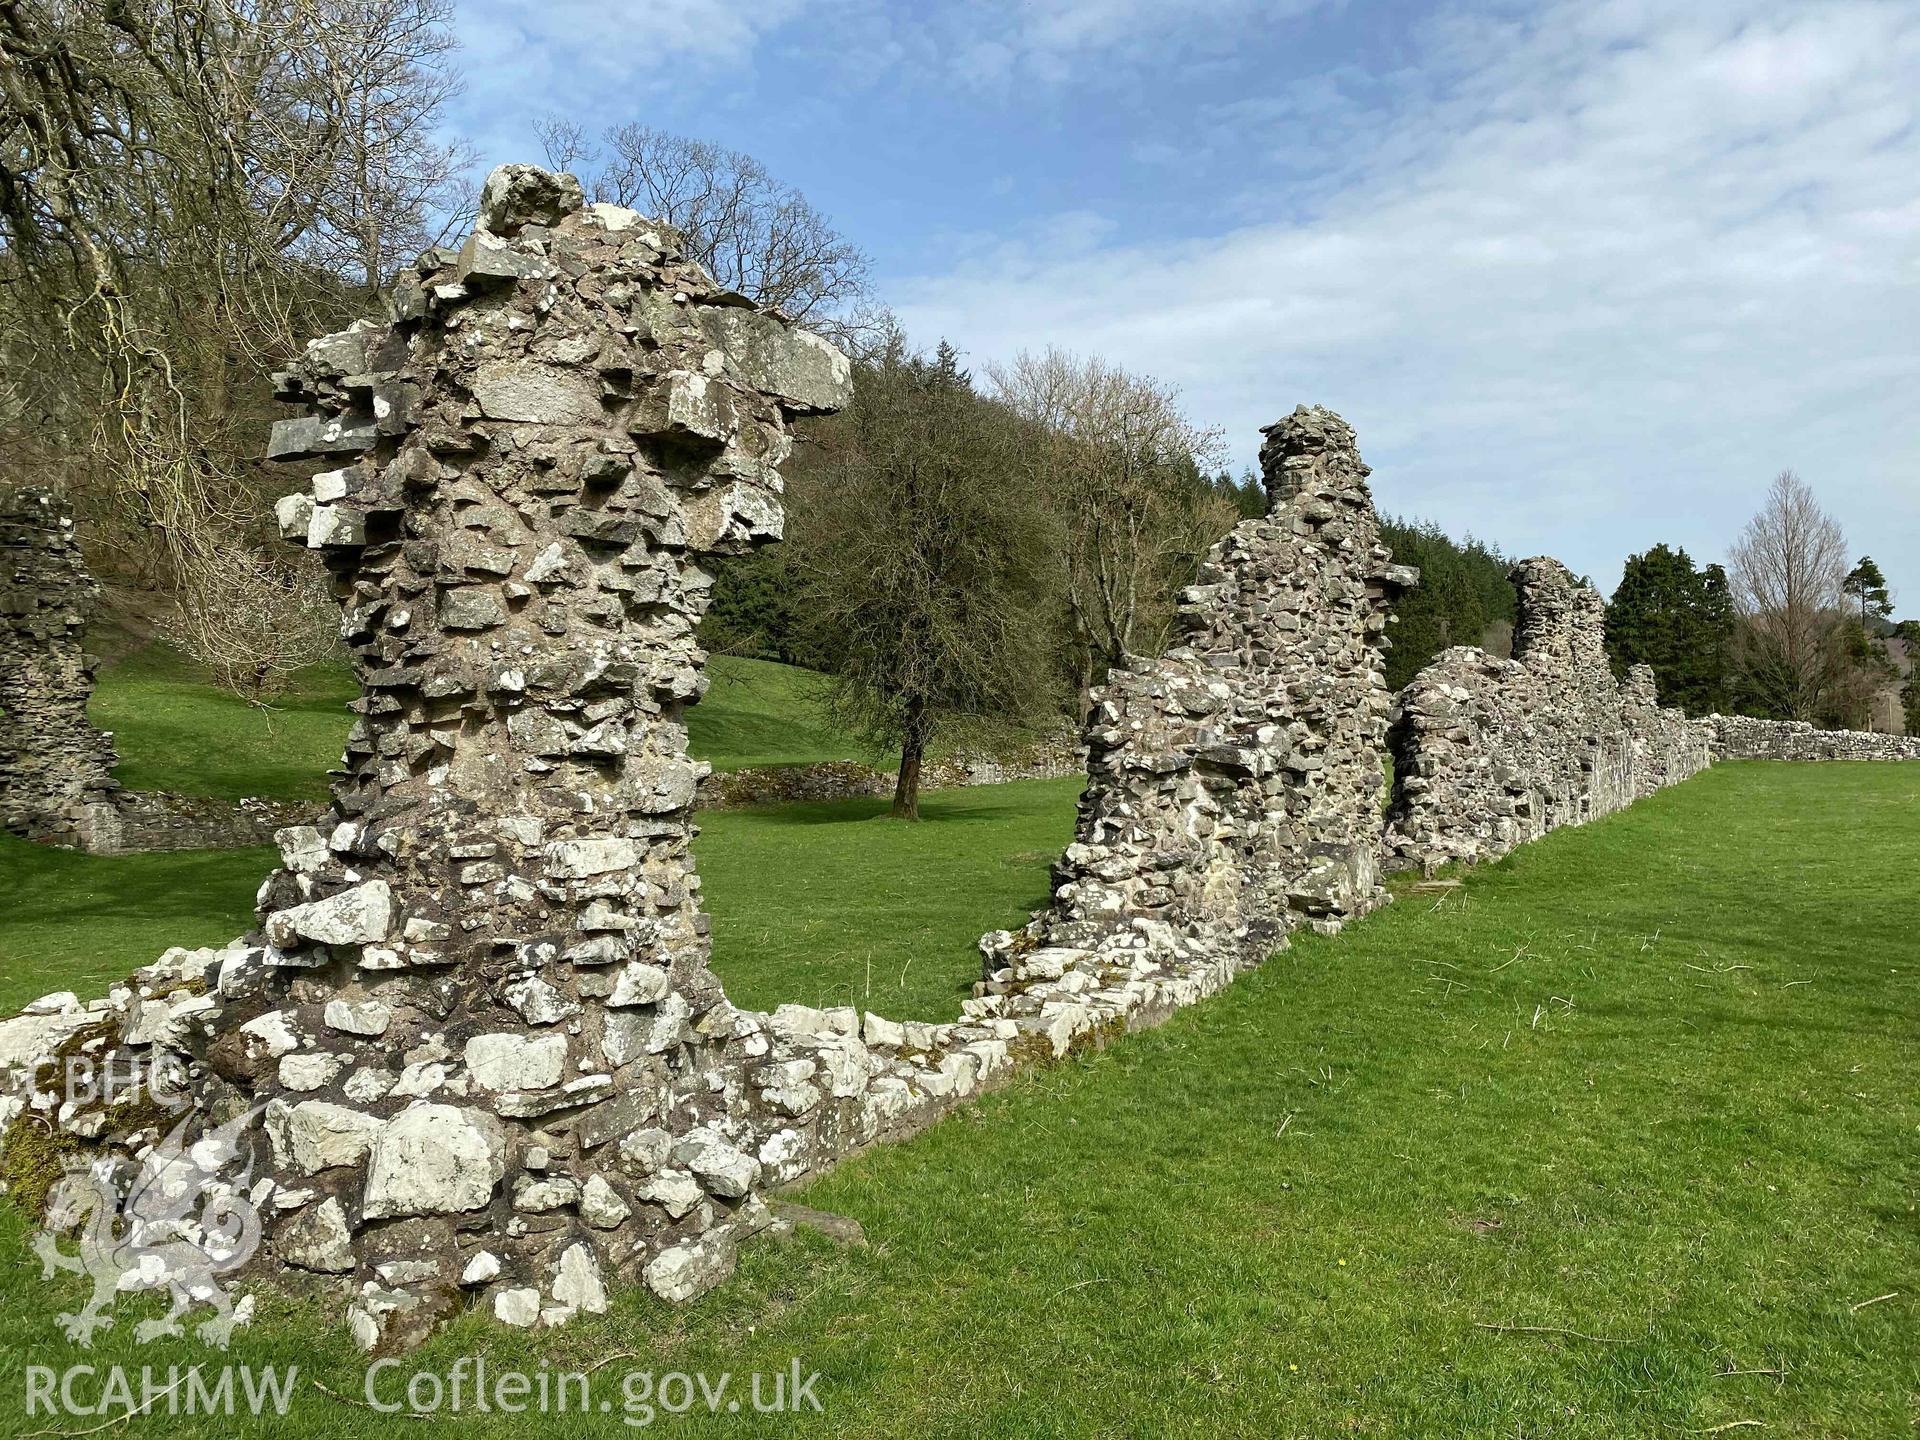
0;1105;86;1219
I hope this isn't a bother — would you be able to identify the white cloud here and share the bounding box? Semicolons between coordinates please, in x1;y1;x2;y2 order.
894;0;1920;588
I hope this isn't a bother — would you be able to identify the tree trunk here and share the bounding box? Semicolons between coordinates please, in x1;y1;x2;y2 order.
1074;643;1097;728
892;696;931;820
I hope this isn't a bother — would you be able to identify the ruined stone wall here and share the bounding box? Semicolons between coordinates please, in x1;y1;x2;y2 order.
2;360;1415;1347
1703;713;1920;761
0;488;126;848
0;489;314;855
2;208;1904;1351
961;408;1408;989
1384;558;1710;871
726;407;1414;1202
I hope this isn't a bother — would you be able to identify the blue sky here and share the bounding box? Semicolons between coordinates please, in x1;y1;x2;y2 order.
447;0;1920;599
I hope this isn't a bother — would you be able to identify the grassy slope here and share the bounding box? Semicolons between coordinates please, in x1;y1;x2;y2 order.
0;841;272;1012
0;762;1913;1437
89;647;356;801
87;647;865;801
691;656;882;772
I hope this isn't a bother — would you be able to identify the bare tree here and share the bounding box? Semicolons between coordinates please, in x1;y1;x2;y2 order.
292;0;476;292
990;348;1234;713
535;118;869;332
1727;470;1852;722
161;542;339;696
0;0;467;695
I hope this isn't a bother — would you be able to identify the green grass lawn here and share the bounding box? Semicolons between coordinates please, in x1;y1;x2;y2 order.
87;646;871;801
700;778;1079;1017
0;840;273;1013
89;646;357;801
1;761;1916;1437
0;779;1079;1021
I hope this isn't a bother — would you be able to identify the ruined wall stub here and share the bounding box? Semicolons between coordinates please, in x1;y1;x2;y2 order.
982;406;1413;983
247;168;852;1345
1385;557;1709;871
0;487;124;848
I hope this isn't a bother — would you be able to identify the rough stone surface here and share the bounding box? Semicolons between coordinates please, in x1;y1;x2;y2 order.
994;406;1412;956
0;487;125;848
0;166;854;1351
0;487;330;854
362;1105;505;1218
1383;558;1711;871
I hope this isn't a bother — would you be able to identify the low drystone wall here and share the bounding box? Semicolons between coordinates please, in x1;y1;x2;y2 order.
1384;558;1710;872
1703;713;1920;761
697;737;1080;810
94;792;321;853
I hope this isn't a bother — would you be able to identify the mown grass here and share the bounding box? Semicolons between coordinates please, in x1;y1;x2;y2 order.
0;780;1079;1022
87;646;866;800
0;761;1914;1437
89;647;356;801
0;840;272;1013
699;778;1080;1017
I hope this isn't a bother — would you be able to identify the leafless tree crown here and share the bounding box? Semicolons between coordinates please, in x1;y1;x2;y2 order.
1727;469;1852;722
990;348;1233;708
536;117;869;329
0;0;468;694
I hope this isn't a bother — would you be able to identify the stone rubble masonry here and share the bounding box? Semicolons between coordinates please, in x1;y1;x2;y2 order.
0;487;126;848
1702;713;1920;761
1;487;332;854
1383;557;1712;872
985;406;1414;962
946;407;1412;1049
1;165;857;1353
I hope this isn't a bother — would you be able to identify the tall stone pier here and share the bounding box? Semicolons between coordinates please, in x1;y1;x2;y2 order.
251;167;849;1344
0;487;125;848
0;166;851;1351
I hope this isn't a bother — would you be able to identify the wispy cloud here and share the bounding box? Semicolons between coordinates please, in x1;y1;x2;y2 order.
894;0;1920;584
935;0;1330;87
449;0;822;158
